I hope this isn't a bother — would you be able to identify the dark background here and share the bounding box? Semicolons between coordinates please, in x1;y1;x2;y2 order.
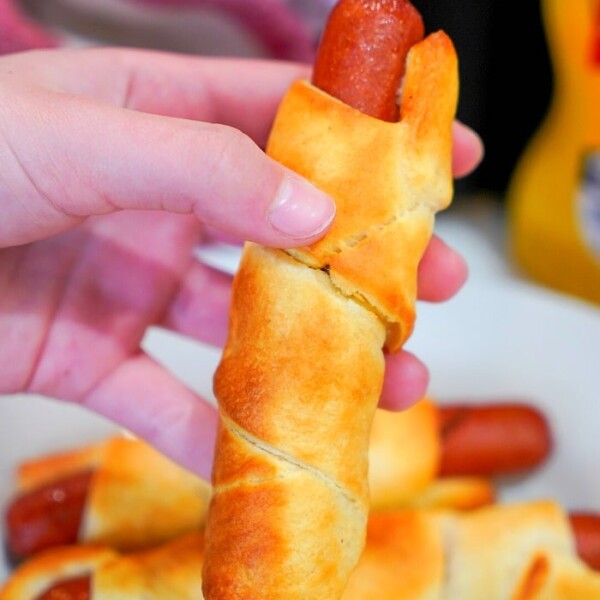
413;1;554;197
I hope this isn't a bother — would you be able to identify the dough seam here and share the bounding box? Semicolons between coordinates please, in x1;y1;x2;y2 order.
279;248;390;330
311;205;420;256
215;412;365;514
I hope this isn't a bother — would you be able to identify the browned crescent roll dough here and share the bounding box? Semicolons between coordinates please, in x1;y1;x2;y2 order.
202;32;458;599
3;502;600;600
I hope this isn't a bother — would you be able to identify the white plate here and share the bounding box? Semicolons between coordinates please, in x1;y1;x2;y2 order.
2;205;600;583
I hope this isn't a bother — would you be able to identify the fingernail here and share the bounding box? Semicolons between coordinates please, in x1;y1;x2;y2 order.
268;175;335;239
453;120;485;155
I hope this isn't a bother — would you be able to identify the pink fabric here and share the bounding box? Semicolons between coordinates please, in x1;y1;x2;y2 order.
0;0;317;60
0;0;58;54
135;0;316;61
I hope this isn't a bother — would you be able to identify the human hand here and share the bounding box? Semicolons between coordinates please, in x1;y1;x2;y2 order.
0;48;482;479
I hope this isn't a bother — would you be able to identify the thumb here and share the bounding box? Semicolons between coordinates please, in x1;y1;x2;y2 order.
0;88;335;248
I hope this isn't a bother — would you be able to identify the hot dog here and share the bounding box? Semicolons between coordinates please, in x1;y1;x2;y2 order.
4;401;553;561
570;513;600;572
5;471;93;562
311;0;424;120
36;575;90;600
438;403;553;477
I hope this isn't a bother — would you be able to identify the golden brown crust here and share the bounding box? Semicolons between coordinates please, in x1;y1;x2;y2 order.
213;246;385;494
82;437;210;550
342;510;444;599
204;31;458;599
435;501;600;599
206;245;383;598
368;399;440;509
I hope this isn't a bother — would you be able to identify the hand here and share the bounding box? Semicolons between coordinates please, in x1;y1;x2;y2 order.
0;48;482;479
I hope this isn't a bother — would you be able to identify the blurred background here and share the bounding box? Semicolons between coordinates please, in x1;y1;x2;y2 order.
418;1;553;197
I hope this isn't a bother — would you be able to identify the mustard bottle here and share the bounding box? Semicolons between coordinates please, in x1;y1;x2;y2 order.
507;0;600;304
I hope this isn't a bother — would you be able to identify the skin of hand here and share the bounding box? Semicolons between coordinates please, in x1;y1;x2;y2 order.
0;48;483;479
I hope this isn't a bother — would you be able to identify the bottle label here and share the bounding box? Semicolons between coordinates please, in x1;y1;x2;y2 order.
578;150;600;261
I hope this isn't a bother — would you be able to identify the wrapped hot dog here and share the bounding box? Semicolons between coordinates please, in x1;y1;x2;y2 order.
369;397;552;510
202;0;458;596
4;437;210;562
